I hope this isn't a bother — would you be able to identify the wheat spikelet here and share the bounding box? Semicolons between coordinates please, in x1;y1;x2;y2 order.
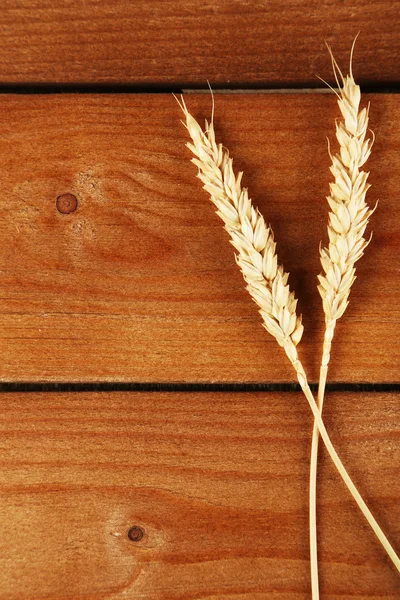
176;94;400;576
176;95;304;371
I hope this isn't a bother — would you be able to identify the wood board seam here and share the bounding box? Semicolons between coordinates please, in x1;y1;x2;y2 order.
1;382;399;393
0;84;399;95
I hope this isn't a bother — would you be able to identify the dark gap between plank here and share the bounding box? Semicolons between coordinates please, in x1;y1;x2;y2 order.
0;82;399;95
0;382;399;393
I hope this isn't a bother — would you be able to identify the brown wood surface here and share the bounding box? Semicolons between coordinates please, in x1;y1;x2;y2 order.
0;1;399;86
0;93;398;383
0;391;398;599
1;3;398;598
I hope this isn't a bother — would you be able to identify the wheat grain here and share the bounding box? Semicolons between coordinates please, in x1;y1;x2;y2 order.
176;93;400;577
310;42;377;600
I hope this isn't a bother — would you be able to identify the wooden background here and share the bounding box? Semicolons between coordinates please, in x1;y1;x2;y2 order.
0;2;399;598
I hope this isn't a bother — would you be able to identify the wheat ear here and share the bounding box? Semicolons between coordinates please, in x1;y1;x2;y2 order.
319;43;375;397
309;43;389;599
176;95;400;577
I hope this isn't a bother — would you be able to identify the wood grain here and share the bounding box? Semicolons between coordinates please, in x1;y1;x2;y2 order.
0;93;399;383
0;391;398;598
0;1;399;87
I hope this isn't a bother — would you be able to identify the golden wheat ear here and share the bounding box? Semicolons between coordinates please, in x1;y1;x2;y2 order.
179;94;305;368
318;41;375;369
309;39;392;600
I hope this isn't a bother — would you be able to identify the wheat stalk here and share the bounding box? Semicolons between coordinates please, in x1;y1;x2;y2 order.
309;42;380;599
176;95;400;583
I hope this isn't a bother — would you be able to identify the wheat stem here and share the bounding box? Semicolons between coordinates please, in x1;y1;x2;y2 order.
309;361;328;600
289;349;400;574
297;365;400;573
310;321;335;597
287;344;400;575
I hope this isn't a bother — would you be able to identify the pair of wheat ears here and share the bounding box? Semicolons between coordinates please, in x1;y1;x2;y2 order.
175;44;399;597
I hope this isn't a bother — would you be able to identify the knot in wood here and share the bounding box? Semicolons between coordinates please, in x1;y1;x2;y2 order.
56;193;78;214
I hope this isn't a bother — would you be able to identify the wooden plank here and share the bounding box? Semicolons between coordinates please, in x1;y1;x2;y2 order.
0;93;399;383
0;1;399;86
0;391;398;598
